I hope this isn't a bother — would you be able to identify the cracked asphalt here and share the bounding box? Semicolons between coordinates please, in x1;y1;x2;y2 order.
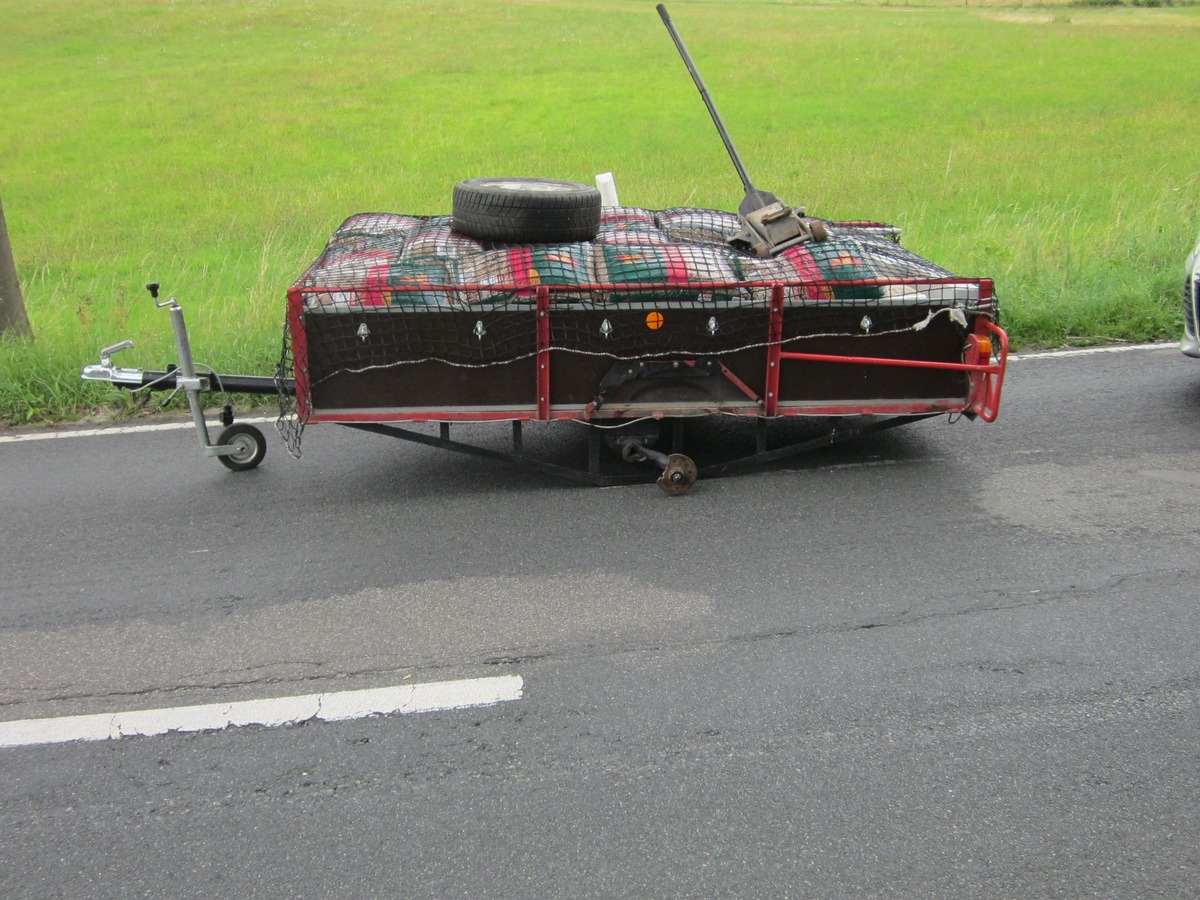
2;343;1199;897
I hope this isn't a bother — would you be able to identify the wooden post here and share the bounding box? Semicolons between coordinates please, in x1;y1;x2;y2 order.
0;194;32;340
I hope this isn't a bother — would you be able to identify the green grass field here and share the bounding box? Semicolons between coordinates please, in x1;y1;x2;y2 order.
1;0;1198;423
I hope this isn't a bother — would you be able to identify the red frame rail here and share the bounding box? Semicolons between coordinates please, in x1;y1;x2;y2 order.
774;317;1007;422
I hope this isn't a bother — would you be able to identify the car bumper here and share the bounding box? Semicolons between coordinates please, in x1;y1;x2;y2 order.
1184;233;1200;357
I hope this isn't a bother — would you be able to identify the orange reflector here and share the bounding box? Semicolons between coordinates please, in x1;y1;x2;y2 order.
646;311;664;330
976;336;993;358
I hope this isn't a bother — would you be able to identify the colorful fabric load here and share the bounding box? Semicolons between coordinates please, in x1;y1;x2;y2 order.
292;207;953;309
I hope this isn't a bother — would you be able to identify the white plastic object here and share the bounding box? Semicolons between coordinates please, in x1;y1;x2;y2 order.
595;172;619;207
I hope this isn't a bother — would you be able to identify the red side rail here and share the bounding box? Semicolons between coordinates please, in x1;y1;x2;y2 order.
286;287;311;422
772;316;1008;423
764;284;785;416
536;285;551;421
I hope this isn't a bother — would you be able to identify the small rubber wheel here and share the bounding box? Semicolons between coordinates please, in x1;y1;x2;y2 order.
452;177;602;243
217;423;266;471
809;220;829;243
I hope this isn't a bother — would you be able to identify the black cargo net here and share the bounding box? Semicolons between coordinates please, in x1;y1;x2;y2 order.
276;207;997;456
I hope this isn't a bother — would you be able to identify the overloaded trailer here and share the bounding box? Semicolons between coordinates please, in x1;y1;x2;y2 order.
80;6;1007;494
82;199;1005;493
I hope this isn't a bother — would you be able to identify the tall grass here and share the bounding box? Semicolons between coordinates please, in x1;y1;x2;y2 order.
1;0;1198;422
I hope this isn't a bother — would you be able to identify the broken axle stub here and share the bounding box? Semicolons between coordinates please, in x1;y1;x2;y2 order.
617;437;698;496
657;453;698;496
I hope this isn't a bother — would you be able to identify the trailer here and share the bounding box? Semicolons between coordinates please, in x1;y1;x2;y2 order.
81;203;1006;493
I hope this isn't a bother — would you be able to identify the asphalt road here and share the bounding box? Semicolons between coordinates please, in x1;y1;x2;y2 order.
2;343;1198;898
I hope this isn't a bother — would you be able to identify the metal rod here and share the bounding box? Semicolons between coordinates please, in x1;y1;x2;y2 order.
167;302;214;452
779;351;1002;374
624;439;670;468
119;370;290;395
588;426;602;476
343;422;642;487
657;3;755;196
698;415;936;478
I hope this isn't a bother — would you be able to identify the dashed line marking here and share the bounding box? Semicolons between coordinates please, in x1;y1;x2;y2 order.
0;675;524;749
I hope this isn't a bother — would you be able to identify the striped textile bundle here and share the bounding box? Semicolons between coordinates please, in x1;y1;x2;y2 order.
294;207;898;309
454;244;594;302
657;208;740;245
736;240;884;302
592;243;741;303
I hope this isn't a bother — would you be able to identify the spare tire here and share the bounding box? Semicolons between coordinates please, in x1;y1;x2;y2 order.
452;177;602;243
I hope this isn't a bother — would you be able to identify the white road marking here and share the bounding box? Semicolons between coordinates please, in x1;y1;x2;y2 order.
0;415;275;444
1009;341;1175;361
0;675;524;749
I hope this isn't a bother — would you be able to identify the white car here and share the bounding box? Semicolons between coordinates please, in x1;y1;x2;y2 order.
1183;230;1200;357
